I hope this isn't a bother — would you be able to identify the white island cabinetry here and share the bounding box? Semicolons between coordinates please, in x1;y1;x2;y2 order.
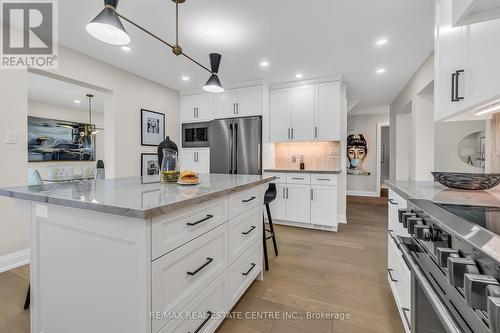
0;175;271;333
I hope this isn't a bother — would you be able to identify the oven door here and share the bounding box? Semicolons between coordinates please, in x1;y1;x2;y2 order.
182;122;210;148
395;236;463;333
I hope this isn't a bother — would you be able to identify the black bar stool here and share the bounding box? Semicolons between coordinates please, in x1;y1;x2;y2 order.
263;183;279;271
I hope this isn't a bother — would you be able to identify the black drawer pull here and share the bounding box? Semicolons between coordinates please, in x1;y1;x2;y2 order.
388;199;398;206
242;226;256;235
387;268;398;282
291;177;304;180
242;196;256;203
402;307;411;330
317;178;331;181
242;263;256;276
188;311;213;333
187;214;214;226
187;258;214;276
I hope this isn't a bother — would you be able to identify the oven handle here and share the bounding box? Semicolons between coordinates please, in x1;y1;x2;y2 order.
395;235;462;333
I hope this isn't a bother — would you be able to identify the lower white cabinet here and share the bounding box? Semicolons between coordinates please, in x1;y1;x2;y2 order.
180;148;210;173
264;172;339;230
310;186;338;227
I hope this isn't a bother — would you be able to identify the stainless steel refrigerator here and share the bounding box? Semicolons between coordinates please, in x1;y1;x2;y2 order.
210;116;262;175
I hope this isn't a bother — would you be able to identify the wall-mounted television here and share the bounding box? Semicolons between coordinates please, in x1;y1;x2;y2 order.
28;116;95;162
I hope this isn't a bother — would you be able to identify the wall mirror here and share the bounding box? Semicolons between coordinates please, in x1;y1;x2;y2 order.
457;131;486;169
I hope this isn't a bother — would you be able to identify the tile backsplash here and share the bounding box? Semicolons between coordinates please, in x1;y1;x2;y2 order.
274;141;341;170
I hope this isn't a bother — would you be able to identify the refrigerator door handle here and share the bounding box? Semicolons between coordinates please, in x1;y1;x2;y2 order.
234;123;238;174
257;143;261;174
229;123;234;174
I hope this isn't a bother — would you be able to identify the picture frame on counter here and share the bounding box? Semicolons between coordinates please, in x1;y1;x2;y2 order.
141;153;160;177
141;109;165;146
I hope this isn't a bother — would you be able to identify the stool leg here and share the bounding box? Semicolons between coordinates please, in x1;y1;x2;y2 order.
266;203;279;256
24;285;30;310
263;214;269;271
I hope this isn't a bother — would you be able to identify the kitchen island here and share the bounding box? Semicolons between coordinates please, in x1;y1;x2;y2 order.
0;174;273;333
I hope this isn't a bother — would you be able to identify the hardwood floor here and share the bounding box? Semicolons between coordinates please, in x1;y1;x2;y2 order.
0;196;404;333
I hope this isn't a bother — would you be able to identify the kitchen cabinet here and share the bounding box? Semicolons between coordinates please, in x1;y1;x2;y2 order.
435;0;500;121
214;85;263;119
180;148;210;173
180;93;214;123
269;81;342;143
269;88;292;142
452;0;500;26
310;185;338;227
315;82;341;141
264;172;339;230
286;184;311;224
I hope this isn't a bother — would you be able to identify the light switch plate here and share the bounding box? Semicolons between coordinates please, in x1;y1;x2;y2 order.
4;130;17;144
35;204;48;219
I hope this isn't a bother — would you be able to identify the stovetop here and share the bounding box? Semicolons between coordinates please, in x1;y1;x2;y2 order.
438;203;500;237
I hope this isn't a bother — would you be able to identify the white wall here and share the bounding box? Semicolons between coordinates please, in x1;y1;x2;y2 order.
435;120;487;172
347;107;390;195
28;100;105;178
0;45;180;261
390;53;434;180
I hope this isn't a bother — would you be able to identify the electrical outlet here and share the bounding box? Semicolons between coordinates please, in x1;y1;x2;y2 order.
4;130;17;144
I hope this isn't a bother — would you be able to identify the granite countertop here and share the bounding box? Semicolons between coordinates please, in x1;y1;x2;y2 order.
263;169;341;174
0;174;274;219
386;179;500;207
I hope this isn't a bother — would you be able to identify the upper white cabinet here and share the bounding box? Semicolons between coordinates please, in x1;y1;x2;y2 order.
214;85;263;119
453;0;500;27
180;93;214;123
269;81;342;143
180;148;210;174
315;82;341;141
435;0;500;121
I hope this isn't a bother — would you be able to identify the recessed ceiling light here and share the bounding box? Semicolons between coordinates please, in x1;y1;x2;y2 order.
376;68;386;74
121;45;131;52
181;76;190;81
260;61;269;68
73;99;81;104
295;73;303;79
376;38;388;46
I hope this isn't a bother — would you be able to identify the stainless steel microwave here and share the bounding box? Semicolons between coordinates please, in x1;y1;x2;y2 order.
182;122;210;148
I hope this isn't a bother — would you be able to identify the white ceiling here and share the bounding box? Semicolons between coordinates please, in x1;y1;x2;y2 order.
58;0;434;108
28;73;106;112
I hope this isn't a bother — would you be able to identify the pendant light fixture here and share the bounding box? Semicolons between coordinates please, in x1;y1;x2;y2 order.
86;94;103;136
86;0;224;92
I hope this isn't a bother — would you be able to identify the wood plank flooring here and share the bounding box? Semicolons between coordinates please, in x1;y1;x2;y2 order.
0;196;404;333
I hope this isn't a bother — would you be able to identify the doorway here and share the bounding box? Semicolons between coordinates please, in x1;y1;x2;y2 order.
376;122;390;196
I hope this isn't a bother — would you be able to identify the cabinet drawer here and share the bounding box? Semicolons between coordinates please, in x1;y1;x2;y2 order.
229;206;262;264
311;174;337;186
158;272;228;333
229;186;263;219
228;241;261;309
151;224;228;332
286;173;311;185
152;197;228;260
263;172;286;184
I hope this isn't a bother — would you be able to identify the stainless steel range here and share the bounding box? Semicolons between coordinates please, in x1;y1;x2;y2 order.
394;199;500;333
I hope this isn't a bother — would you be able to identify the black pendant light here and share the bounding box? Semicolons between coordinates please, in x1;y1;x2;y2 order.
86;0;130;46
203;53;224;93
87;0;223;92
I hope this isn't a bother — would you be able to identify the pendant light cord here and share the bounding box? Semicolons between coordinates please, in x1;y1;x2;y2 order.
176;0;179;46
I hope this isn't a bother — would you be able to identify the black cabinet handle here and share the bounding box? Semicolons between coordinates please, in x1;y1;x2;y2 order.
317;178;331;181
455;69;464;101
291;177;304;180
402;307;411;330
388;268;398;282
242;226;256;235
451;72;456;102
242;196;256;203
242;263;256;276
187;214;214;226
188;311;213;333
187;258;214;276
388;199;398;206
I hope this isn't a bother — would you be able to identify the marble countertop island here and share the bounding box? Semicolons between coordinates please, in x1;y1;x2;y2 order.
0;173;274;219
386;179;500;207
263;168;341;174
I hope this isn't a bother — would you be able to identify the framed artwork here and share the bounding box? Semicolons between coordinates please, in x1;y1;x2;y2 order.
347;134;370;176
141;153;160;177
141;109;165;146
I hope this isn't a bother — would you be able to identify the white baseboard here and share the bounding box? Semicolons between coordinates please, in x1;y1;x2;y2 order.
0;249;30;273
347;190;380;198
338;214;347;224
